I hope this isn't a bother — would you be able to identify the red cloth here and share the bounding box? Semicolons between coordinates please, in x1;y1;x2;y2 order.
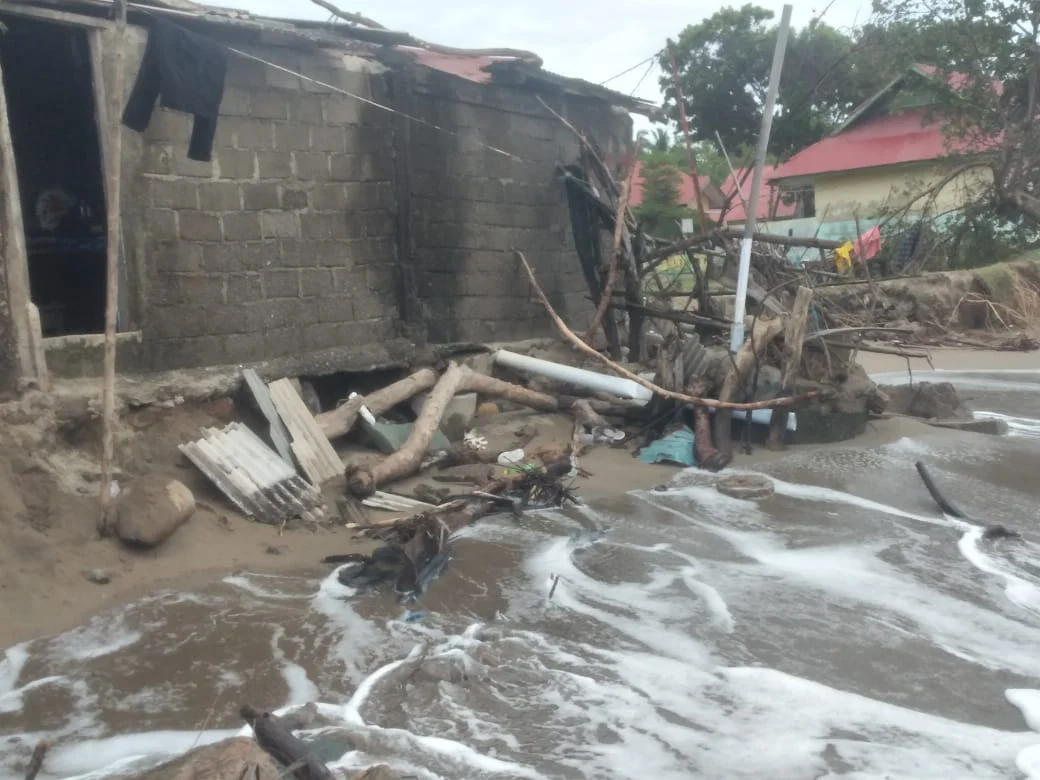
854;225;882;262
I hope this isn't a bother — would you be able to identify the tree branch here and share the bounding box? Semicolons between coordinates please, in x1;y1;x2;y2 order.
585;148;639;344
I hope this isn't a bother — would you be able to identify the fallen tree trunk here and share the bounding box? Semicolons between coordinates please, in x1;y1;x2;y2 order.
570;398;609;430
241;704;336;780
317;368;439;440
687;379;725;471
25;742;49;780
713;317;785;465
458;369;559;412
347;363;467;496
914;461;968;519
767;286;813;450
720;228;844;249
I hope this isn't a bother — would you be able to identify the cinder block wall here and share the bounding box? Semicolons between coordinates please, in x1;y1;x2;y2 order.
93;24;631;375
116;29;400;371
410;72;631;343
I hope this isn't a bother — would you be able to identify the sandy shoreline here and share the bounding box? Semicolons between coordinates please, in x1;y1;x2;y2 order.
2;347;1038;650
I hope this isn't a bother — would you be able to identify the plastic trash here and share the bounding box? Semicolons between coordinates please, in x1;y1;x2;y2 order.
578;426;626;445
497;448;526;466
464;430;488;450
638;427;696;467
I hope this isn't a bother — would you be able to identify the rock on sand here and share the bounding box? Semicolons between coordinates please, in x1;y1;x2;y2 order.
114;475;196;548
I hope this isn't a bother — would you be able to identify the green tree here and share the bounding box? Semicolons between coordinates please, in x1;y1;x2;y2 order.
632;151;694;239
660;5;897;157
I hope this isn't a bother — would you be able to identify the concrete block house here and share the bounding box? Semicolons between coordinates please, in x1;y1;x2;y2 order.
0;0;652;390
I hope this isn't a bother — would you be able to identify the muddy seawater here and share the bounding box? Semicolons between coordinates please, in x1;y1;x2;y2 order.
5;370;1040;779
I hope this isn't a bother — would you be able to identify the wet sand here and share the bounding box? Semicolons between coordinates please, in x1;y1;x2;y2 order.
2;347;1036;650
6;368;1040;779
858;347;1040;375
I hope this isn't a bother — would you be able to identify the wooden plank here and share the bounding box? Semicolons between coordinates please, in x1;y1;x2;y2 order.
243;369;294;466
99;0;129;526
25;303;49;391
268;378;342;486
0;2;113;27
0;55;34;385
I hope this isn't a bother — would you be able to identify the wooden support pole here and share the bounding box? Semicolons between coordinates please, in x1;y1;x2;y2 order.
713;316;785;465
585;146;639;346
666;42;710;233
99;0;127;533
767;286;812;450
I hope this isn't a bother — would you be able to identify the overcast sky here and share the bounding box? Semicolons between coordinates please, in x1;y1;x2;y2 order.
223;0;870;127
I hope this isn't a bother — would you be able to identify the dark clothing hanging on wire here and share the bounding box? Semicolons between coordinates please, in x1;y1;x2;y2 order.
122;18;228;162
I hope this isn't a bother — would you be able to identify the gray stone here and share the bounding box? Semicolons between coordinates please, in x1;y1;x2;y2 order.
82;569;112;585
114;475;196;548
883;382;968;421
132;738;278;780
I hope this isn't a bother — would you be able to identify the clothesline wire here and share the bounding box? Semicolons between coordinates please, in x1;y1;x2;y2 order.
629;58;656;97
598;51;663;86
226;46;520;160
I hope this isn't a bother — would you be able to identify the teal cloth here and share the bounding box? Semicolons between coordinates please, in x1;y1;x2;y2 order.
638;427;696;467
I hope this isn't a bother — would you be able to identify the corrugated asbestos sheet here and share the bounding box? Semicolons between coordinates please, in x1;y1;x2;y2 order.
179;422;325;525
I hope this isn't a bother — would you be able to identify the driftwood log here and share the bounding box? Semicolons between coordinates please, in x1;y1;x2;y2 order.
720;228;844;249
24;742;49;780
458;370;559;412
317;368;439;440
571;398;610;430
767;286;813;450
712;317;785;466
348;363;467;496
687;378;726;471
241;705;336;780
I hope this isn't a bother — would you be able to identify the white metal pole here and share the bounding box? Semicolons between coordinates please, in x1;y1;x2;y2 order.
730;4;793;352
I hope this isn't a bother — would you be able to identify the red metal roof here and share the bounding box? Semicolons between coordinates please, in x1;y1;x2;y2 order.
771;64;1003;182
769;109;998;181
398;47;500;83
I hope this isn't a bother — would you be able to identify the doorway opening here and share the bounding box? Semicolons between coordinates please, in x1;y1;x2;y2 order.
0;15;108;336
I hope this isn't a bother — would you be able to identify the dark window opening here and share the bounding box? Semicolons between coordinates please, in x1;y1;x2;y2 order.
0;16;108;336
782;187;816;219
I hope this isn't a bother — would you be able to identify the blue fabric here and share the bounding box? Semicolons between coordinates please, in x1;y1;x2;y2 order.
638;427;696;467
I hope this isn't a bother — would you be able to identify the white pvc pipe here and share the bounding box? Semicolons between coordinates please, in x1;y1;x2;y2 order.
730;236;754;352
709;407;797;432
493;350;653;403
